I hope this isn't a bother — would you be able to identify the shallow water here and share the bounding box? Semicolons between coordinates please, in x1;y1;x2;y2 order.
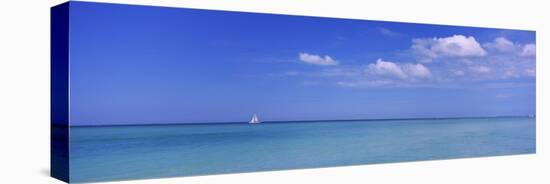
70;117;535;183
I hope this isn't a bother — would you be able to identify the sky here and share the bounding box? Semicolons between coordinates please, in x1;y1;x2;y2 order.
68;2;536;125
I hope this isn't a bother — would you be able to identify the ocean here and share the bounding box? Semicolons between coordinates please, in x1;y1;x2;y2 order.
69;117;535;183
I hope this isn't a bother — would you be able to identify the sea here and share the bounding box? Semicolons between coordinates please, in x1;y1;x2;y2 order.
69;117;535;183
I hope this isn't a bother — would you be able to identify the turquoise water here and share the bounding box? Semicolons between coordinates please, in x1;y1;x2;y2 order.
70;117;535;183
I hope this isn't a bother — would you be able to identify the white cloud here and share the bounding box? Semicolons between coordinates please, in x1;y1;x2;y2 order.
521;43;536;57
404;63;432;78
412;35;487;60
367;58;431;80
483;37;516;52
409;36;534;81
483;37;536;57
299;53;339;66
367;59;407;79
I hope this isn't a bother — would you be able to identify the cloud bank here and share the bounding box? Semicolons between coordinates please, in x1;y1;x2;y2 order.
285;35;535;88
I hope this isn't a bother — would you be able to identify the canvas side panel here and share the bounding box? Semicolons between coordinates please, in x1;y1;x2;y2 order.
51;2;70;183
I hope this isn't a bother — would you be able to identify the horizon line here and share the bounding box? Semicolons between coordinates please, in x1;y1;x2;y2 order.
68;115;535;127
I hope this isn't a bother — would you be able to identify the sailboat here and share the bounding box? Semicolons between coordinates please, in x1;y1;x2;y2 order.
249;113;261;124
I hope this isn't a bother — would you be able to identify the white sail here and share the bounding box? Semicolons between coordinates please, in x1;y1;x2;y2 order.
249;113;261;124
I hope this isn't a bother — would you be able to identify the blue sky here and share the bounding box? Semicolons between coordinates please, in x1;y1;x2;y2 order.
68;2;536;125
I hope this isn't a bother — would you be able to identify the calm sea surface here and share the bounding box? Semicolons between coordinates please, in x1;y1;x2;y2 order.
70;117;535;183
